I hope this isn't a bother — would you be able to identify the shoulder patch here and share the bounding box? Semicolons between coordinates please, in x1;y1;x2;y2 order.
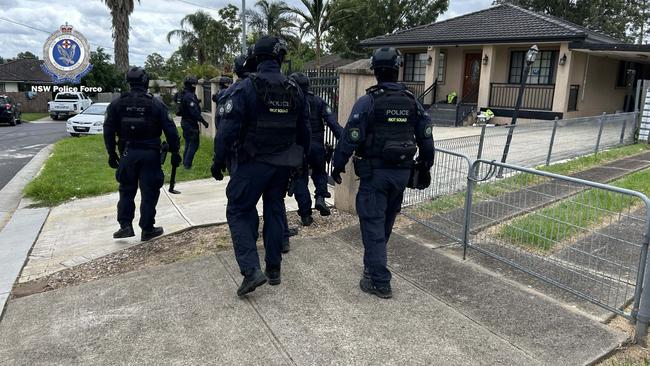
349;128;360;142
224;99;234;114
325;106;333;114
424;124;433;138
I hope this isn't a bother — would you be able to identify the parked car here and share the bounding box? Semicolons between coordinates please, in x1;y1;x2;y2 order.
66;103;109;137
0;95;22;126
48;92;92;120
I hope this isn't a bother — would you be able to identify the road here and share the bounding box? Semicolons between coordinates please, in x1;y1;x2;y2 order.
0;121;67;190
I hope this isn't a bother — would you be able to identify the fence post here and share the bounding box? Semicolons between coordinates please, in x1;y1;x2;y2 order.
594;112;606;155
546;117;559;166
620;114;629;145
462;161;477;260
634;219;650;344
475;124;487;176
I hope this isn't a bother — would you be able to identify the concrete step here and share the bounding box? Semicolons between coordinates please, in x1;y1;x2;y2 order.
333;226;627;365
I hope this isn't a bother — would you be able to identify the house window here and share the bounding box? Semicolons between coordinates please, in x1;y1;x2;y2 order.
437;50;446;84
509;50;558;85
0;84;4;93
403;53;427;82
617;61;641;88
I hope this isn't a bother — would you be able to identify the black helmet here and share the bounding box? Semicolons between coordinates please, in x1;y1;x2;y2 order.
126;67;149;87
184;75;199;88
234;54;247;77
218;76;233;88
289;72;309;90
253;35;288;63
370;47;402;71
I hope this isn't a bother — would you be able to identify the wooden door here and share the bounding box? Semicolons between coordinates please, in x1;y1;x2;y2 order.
462;53;482;104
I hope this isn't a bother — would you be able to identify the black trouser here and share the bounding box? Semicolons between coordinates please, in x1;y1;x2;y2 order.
115;148;164;231
226;160;291;275
357;168;410;286
294;141;329;217
181;120;200;168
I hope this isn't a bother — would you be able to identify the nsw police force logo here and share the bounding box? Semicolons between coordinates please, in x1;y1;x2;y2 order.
41;23;93;84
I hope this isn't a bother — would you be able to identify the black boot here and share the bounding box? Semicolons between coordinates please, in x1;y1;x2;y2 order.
237;268;268;296
265;267;281;286
360;278;393;299
282;237;290;254
141;227;164;241
300;214;314;226
113;225;135;239
315;196;331;216
287;226;299;237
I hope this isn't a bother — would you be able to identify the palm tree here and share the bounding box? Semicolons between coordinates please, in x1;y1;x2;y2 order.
102;0;140;72
167;11;218;65
292;0;353;69
246;0;299;44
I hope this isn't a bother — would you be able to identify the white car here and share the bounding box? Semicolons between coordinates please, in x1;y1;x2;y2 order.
49;92;93;120
66;103;109;136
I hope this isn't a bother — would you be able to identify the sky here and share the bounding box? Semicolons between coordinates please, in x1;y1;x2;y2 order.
0;0;493;65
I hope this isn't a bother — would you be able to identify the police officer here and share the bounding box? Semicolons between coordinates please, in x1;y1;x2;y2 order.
289;72;343;226
179;75;209;169
104;67;181;241
212;35;310;296
212;76;233;107
331;48;434;299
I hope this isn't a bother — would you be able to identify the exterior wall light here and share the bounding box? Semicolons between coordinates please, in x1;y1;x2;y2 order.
559;53;567;65
482;54;489;65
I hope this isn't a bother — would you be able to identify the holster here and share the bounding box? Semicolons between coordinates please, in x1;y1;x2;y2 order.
160;141;169;165
353;156;373;179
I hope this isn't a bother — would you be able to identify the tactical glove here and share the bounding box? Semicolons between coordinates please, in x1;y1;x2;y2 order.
171;152;182;168
332;166;345;185
211;161;226;181
108;153;120;169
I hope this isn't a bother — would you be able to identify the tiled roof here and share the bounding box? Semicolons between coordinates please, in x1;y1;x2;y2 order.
302;54;357;69
0;59;52;83
360;3;620;47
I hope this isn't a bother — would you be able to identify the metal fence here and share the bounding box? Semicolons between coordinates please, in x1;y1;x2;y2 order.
436;112;638;169
401;146;650;340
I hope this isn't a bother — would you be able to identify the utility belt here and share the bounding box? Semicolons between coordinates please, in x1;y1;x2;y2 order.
353;156;414;179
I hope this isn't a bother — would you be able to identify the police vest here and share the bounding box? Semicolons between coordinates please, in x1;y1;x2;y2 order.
243;74;300;157
117;92;161;141
307;93;324;134
358;87;418;168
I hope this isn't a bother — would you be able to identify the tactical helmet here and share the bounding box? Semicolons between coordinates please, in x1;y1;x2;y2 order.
253;35;288;63
370;47;403;71
184;75;199;88
234;54;247;77
126;67;149;87
289;72;310;90
218;76;233;87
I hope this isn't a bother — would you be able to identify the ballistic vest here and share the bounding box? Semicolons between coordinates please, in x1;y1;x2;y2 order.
117;92;161;141
307;93;324;134
358;87;418;166
243;74;300;157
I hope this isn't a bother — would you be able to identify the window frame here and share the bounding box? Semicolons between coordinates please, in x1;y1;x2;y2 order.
508;49;558;85
437;50;447;84
402;52;427;82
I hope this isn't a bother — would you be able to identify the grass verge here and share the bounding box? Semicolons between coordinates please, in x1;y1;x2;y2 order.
20;112;50;122
499;167;650;252
25;129;214;206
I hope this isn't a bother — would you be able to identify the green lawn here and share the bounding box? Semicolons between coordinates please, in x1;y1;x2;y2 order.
499;167;650;252
25;129;214;206
411;144;650;217
20;112;50;122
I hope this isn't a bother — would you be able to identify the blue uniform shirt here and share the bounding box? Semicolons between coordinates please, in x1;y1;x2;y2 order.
213;60;311;165
332;82;434;170
307;93;344;140
180;88;205;126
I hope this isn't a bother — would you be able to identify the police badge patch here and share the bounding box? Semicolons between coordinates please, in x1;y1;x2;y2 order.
424;125;433;138
349;128;360;142
41;23;93;84
225;99;233;114
326;106;332;114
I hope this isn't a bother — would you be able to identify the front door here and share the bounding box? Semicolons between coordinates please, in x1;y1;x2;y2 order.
463;53;482;104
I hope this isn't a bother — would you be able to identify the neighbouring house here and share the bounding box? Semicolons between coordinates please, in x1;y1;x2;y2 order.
0;58;52;92
148;79;178;95
302;54;356;70
360;3;650;125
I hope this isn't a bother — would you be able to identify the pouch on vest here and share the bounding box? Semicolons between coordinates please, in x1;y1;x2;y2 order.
353;156;373;178
381;140;417;166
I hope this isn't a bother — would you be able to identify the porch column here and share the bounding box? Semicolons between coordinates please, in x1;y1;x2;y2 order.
552;42;573;113
423;47;440;105
477;45;496;109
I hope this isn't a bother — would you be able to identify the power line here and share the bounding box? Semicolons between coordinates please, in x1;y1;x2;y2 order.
172;0;223;12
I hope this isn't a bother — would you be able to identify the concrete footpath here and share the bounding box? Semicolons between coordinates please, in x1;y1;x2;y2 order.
18;178;334;283
0;227;626;365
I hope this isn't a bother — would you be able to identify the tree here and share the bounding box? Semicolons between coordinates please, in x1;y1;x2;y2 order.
246;0;299;44
292;0;354;69
327;0;449;57
144;53;166;80
16;51;38;60
627;0;650;43
101;0;140;73
167;11;216;65
80;47;126;92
